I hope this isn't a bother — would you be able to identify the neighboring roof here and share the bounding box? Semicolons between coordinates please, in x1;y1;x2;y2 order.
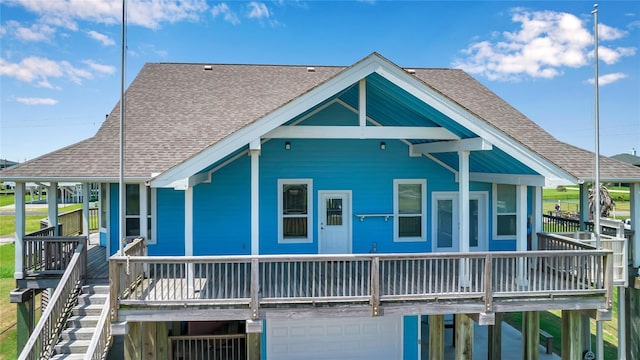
0;159;18;169
2;52;640;184
611;153;640;167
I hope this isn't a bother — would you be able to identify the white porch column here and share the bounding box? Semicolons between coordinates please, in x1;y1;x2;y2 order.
14;182;25;279
631;183;640;268
458;150;470;286
532;186;542;250
139;184;148;241
579;183;589;231
516;184;528;285
82;183;90;238
250;139;261;255
185;186;194;294
48;182;58;235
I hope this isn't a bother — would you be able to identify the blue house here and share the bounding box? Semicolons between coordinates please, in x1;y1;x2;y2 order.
4;53;640;359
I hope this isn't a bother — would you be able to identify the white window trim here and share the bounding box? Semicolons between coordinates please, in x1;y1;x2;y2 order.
147;187;157;245
99;183;108;232
278;179;313;244
393;179;427;242
493;183;517;240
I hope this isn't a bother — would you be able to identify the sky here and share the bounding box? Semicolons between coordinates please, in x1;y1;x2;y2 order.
0;0;639;164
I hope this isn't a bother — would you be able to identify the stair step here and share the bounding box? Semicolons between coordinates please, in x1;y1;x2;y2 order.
60;326;98;341
51;354;86;360
72;304;104;316
81;284;109;295
77;293;107;305
67;315;100;328
54;339;91;354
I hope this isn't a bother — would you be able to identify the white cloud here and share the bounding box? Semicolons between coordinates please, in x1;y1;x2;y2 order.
16;97;58;105
598;23;627;41
212;3;240;25
587;72;627;86
87;30;115;46
8;0;208;30
83;60;116;74
0;56;114;87
247;2;270;19
453;9;634;81
1;20;56;42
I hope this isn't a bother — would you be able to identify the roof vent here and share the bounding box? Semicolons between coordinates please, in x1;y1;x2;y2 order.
307;67;316;73
406;69;416;74
203;65;213;71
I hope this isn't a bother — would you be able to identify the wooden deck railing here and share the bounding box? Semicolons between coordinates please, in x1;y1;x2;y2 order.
539;231;628;286
109;249;613;321
22;236;87;276
169;334;246;360
17;242;86;360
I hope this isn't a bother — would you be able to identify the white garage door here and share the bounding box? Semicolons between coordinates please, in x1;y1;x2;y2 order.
266;316;402;360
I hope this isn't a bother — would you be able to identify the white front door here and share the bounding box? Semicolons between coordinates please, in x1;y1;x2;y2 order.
432;192;487;252
318;191;351;254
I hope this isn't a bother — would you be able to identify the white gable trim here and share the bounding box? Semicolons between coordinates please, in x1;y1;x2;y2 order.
265;126;459;140
151;53;576;187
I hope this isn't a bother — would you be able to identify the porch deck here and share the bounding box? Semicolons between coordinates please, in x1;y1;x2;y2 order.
110;234;614;322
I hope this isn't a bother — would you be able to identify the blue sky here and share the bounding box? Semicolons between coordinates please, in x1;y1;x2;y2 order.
1;0;638;163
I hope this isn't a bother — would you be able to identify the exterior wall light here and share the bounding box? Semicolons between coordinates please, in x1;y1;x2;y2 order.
380;142;386;150
285;141;291;150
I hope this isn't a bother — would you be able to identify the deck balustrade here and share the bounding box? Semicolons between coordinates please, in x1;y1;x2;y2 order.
22;236;86;276
109;242;613;321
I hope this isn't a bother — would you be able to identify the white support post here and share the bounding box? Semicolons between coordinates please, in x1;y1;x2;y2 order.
185;186;194;294
532;186;542;250
631;183;640;268
82;183;90;238
48;182;59;235
516;184;528;286
14;182;25;279
459;150;470;286
250;139;261;255
359;78;366;127
139;183;148;241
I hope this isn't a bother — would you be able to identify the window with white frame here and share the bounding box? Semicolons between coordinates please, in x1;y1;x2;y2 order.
278;179;313;243
494;184;516;238
125;184;155;243
393;179;426;242
99;183;107;229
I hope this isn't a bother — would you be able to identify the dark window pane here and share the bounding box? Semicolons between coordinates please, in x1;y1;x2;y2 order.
283;184;307;215
326;199;342;226
147;218;152;241
399;216;421;237
126;218;140;236
497;215;516;236
126;184;140;216
283;217;307;238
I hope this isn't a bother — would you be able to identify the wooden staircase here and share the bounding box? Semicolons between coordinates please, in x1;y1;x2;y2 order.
51;282;109;360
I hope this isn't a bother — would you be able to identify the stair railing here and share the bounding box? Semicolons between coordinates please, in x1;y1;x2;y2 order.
85;291;112;360
17;240;87;360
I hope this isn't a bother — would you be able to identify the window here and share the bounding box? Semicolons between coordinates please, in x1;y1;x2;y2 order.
394;179;426;242
278;179;313;243
100;183;107;229
494;184;516;238
125;184;154;242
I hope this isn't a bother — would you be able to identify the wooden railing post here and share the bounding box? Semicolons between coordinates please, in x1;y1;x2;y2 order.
110;260;120;322
250;258;260;320
370;257;380;316
604;252;613;310
484;254;493;313
80;237;87;280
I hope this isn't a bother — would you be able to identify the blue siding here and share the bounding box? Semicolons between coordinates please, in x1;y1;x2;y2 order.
108;183;119;256
149;188;185;255
403;315;418;360
99;231;106;247
192;155;251;255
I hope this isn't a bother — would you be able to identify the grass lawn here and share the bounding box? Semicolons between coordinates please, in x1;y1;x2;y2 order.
0;204;83;237
0;243;16;360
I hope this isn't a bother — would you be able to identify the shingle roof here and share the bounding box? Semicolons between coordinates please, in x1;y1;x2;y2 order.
2;54;640;183
611;153;640;167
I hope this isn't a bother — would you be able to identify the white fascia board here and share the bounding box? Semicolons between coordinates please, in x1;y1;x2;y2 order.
151;57;385;188
469;172;545;186
410;137;492;154
374;65;577;183
265;126;459;140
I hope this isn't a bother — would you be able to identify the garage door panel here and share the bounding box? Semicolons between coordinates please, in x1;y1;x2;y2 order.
267;316;402;360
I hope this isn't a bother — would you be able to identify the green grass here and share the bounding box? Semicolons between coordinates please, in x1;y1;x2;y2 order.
0;204;83;237
0;244;16;360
